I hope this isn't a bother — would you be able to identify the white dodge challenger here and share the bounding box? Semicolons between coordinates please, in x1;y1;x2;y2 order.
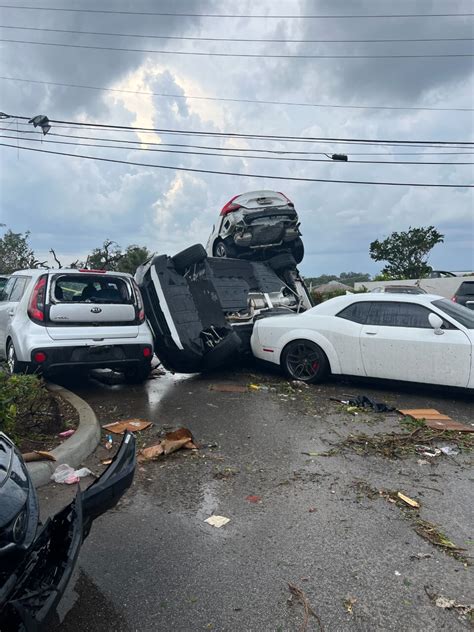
251;293;474;388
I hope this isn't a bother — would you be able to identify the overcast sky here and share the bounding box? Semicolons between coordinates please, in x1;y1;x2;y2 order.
0;0;473;275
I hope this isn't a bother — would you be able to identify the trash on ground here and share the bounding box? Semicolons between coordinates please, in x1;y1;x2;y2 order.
424;585;474;616
138;428;197;462
331;395;395;413
439;445;460;456
209;384;248;393
102;419;153;434
58;429;75;438
415;445;442;458
343;596;357;614
417;459;430;466
302;451;321;457
105;434;113;450
51;464;93;484
410;553;432;560
22;450;56;462
425;419;474;433
399;408;451;421
249;383;261;390
205;515;230;528
287;583;323;632
290;380;309;389
397;492;420;508
101;458;113;465
245;495;262;503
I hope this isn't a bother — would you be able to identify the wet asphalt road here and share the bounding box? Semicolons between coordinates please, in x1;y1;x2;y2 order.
39;365;473;632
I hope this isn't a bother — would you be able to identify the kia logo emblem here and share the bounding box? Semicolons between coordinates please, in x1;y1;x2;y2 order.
91;307;102;314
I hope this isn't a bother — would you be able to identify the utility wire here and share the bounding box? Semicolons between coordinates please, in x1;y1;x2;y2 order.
2;38;472;58
1;24;472;44
2;76;473;113
7;128;474;157
1;142;472;188
0;5;472;19
2;133;472;165
7;116;473;148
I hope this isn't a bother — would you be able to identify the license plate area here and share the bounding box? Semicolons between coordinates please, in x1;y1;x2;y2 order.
71;346;125;362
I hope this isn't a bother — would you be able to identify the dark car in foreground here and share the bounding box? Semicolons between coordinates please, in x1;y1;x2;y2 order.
0;431;136;631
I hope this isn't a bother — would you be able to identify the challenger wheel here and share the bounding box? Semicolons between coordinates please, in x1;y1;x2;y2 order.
213;239;237;258
172;244;207;273
281;340;329;384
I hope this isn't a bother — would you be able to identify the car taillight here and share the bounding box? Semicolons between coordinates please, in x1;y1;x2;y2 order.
451;296;457;302
34;351;47;363
28;275;47;323
132;279;145;323
143;347;152;358
220;194;242;215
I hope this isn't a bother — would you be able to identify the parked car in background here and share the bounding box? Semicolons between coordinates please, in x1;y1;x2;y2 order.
0;431;136;631
251;293;474;388
452;280;474;309
206;190;304;263
370;285;427;294
0;268;153;382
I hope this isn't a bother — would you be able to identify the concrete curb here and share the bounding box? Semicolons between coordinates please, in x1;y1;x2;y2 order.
27;383;101;488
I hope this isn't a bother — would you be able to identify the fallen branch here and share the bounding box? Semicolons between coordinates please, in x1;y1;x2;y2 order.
288;583;324;632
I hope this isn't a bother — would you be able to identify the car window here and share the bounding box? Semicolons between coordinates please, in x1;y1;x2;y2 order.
336;301;371;324
52;274;133;304
0;277;16;301
456;282;474;296
433;299;474;329
366;301;434;328
8;276;30;302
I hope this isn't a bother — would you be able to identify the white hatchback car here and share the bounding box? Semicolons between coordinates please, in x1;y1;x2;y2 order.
0;268;154;382
251;293;474;388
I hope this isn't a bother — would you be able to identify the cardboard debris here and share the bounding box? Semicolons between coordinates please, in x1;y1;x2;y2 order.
22;450;56;463
399;408;451;420
397;492;420;508
209;383;248;393
138;428;197;462
400;409;474;433
425;419;474;433
102;419;153;434
205;515;230;528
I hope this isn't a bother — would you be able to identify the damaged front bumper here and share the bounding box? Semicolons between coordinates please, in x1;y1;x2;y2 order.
0;432;136;632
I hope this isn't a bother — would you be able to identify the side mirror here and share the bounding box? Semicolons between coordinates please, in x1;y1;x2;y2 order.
428;312;444;335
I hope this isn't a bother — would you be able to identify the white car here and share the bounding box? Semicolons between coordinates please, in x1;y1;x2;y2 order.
206;190;304;262
0;268;154;382
251;293;474;388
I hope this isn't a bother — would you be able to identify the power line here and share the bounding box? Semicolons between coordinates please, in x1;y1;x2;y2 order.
0;5;472;19
2;38;473;58
7;116;473;148
2;76;473;113
2;133;472;165
8;127;474;156
1;24;472;44
1;142;472;188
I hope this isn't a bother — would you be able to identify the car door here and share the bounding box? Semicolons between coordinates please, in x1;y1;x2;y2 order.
360;301;471;387
0;277;18;357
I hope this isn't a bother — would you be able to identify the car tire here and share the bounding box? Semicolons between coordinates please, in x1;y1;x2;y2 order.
203;331;241;369
267;253;297;272
281;339;329;384
290;237;304;264
123;362;152;384
213;239;238;259
171;244;207;273
6;341;29;375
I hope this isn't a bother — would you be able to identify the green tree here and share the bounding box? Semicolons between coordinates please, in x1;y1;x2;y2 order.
0;228;46;273
85;240;151;274
369;226;444;279
116;245;152;275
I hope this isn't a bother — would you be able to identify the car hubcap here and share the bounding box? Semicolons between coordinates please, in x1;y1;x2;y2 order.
215;243;226;257
286;343;320;380
7;345;15;373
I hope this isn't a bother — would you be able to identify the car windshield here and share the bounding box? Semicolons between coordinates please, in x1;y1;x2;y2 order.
432;299;474;329
53;274;132;304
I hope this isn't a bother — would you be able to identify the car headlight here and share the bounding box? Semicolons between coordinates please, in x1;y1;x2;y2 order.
0;506;28;547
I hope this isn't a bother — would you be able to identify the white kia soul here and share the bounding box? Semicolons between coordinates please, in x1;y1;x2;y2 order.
0;268;154;382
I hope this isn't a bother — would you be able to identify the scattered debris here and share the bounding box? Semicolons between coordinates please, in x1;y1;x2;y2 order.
302;451;321;457
410;553;432;560
58;429;75;438
394;571;401;576
424;585;474;618
51;464;93;484
287;583;323;632
138;428;197;462
102;419;153;434
331;395;394;413
101;458;113;465
397;492;420;509
22;450;56;462
205;515;230;528
343;597;357;614
439;445;460;456
415;445;441;458
291;380;309;389
400;410;474;433
245;495;262;503
308;507;317;513
209;384;248;393
105;434;113;450
213;467;239;480
413;519;469;563
249;383;261;391
425;419;474;433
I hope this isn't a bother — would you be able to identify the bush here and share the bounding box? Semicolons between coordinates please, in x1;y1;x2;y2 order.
0;371;46;440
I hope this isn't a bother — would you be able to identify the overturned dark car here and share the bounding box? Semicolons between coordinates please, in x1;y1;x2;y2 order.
136;243;312;373
0;431;136;631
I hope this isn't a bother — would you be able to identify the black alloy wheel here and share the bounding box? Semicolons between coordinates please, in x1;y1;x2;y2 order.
281;340;329;383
